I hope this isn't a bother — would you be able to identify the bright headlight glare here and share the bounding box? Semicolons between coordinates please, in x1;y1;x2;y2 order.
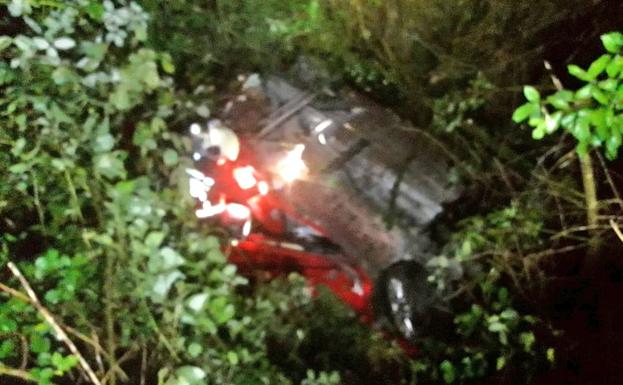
195;200;226;218
189;178;208;202
233;166;257;190
258;181;269;195
190;123;201;135
276;144;307;183
242;219;252;237
186;168;205;180
226;203;251;220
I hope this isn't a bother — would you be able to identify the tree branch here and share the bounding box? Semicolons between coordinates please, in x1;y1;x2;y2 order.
0;364;58;385
6;262;103;385
610;219;623;244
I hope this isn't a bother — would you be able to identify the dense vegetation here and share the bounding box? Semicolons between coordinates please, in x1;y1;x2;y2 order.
1;1;622;385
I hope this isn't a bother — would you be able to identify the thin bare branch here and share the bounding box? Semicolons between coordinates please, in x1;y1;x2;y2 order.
0;282;30;302
524;244;585;261
140;346;147;385
597;151;623;213
6;262;103;385
551;224;610;240
1;281;109;364
101;347;134;385
610;219;623;244
0;364;58;385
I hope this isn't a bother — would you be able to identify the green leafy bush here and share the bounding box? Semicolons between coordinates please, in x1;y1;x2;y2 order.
513;31;623;159
142;0;314;89
416;201;555;384
0;2;377;384
1;2;606;385
513;31;623;249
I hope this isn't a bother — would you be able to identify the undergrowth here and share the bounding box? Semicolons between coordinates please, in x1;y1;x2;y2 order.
1;1;622;385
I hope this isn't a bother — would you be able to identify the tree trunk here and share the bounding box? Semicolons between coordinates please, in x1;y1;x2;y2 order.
580;151;599;275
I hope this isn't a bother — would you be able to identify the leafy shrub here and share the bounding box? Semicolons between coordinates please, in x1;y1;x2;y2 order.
513;31;623;160
414;200;555;384
1;2;604;385
258;0;606;120
0;2;374;385
142;0;314;89
265;287;407;385
513;31;623;253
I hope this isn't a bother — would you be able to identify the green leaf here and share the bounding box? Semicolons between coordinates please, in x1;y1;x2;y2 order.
591;109;608;140
547;348;556;363
8;0;31;17
206;248;225;264
523;86;540;102
53;37;76;50
110;86;132;110
145;231;166;248
175;366;206;385
142;64;161;88
606;132;622;160
227;351;239;365
499;309;518;320
497;287;509;305
222;264;237;277
160;247;185;269
440;360;455;384
163;149;178;166
151;117;166;133
487;321;507;333
568;64;590;81
115;179;136;195
573;118;591;142
499;331;508;345
575;84;593;100
591;87;609;105
545;112;562;134
547;90;573;110
186;293;209;312
151;270;184;302
560;112;577;130
85;1;105;21
82;41;108;61
160;53;175;74
587;54;611;79
30;334;51;354
52;67;78;85
0;36;13;53
93;133;115;153
187;343;202;358
601;32;623;54
496;356;506;370
0;340;15;359
606;56;623;77
8;163;30;174
209;297;236;324
132;122;157;150
94;152;126;180
520;332;536;352
531;124;545;140
32;37;49;50
512;102;539;123
598;78;618;92
196;104;210;118
51;352;78;373
31;368;55;385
